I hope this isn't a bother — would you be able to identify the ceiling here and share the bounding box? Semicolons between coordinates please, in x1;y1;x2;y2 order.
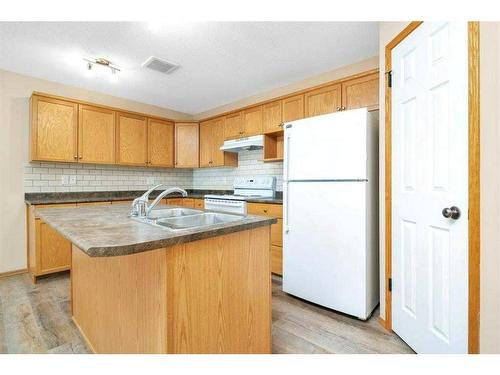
0;22;379;115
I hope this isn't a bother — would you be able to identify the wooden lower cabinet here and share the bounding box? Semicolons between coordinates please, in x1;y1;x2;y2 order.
27;201;112;283
193;198;204;209
247;202;283;276
164;197;200;208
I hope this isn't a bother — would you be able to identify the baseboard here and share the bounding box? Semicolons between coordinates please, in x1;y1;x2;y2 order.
0;268;28;279
72;316;96;354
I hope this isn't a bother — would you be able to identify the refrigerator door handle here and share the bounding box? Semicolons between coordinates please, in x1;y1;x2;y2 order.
284;181;290;233
285;133;291;182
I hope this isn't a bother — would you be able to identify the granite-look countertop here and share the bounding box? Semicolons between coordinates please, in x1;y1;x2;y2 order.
25;190;283;205
35;204;277;258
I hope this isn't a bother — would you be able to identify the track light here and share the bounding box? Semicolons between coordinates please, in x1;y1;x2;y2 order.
83;57;120;81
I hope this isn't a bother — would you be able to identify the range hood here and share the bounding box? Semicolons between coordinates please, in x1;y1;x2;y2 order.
220;135;264;153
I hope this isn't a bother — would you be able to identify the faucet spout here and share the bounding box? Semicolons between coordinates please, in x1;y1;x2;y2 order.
146;187;188;217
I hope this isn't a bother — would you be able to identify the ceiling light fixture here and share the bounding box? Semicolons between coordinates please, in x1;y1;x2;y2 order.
83;57;120;81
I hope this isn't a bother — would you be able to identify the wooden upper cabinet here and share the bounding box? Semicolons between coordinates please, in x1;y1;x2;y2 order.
116;112;148;166
31;95;78;162
242;106;263;136
341;72;379;111
304;83;342;118
282;94;304;123
224;112;243;140
262;100;283;133
78;105;115;164
199;120;213;167
175;122;199;168
200;117;237;168
147;118;174;168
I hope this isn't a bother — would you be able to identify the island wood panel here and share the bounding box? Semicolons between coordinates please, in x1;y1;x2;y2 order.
304;83;342;117
282;94;305;123
341;72;379;111
262;100;283;133
30;95;78;162
242;106;263;136
116;112;148;166
270;245;283;275
147;118;175;167
166;226;271;353
175;122;199;168
224;112;243;140
71;246;168;354
78;105;115;164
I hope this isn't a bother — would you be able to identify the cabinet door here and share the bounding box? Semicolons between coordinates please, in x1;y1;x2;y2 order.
78;105;115;164
199;120;213;167
175;123;199;168
224;112;242;140
31;95;78;162
148;118;175;168
242;106;263;136
262;100;282;133
341;73;379;111
116;112;147;166
194;199;204;209
282;94;304;123
210;117;227;167
304;84;342;117
37;220;71;273
271;245;283;276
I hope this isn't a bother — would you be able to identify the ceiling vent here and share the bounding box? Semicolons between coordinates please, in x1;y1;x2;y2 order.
141;56;179;74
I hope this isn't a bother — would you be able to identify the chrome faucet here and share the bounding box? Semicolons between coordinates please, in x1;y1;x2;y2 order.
130;185;187;218
145;187;187;217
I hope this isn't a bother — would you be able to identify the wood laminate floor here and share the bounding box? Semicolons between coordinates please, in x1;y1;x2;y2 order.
0;272;413;354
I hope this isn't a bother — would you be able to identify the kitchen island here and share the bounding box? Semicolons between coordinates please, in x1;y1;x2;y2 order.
35;204;276;354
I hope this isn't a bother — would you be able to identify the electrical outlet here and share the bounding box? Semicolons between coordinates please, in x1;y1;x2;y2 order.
61;175;69;185
69;175;77;185
146;177;154;185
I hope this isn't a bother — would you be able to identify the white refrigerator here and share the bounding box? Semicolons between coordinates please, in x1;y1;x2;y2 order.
282;108;379;320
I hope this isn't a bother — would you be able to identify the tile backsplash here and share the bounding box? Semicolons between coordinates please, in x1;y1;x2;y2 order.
24;150;283;193
192;150;283;191
24;162;192;193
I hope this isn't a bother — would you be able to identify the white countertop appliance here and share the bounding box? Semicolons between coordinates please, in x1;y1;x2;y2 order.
283;108;379;320
204;176;276;215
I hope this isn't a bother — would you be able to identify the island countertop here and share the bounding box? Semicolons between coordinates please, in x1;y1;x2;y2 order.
35;204;277;257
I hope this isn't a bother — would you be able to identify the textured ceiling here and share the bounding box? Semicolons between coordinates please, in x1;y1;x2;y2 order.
0;22;379;114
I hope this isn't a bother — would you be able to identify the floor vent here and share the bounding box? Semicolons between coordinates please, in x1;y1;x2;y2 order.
141;56;179;74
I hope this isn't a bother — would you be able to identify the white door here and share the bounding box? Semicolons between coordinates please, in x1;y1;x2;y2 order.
284;109;368;181
392;22;469;353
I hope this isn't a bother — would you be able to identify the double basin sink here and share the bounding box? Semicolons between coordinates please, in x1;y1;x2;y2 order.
134;208;243;231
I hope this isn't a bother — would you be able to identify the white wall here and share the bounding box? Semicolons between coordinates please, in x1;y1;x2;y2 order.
378;22;410;321
479;21;500;354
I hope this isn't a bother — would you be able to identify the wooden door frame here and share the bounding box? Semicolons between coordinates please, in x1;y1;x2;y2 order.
383;21;480;354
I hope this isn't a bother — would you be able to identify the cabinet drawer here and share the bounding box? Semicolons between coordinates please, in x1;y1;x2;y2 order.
77;201;111;206
165;198;184;206
271;218;283;246
193;199;204;209
247;203;282;218
35;203;77;209
271;245;283;276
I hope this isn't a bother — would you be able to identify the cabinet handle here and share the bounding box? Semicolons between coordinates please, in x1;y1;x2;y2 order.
73;155;78;160
78;156;82;160
342;106;346;111
336;107;341;111
263;209;268;213
278;123;284;128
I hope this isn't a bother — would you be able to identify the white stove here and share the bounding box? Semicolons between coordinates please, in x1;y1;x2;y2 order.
204;176;276;215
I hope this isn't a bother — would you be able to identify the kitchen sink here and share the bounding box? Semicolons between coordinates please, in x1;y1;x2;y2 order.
155;212;243;230
147;208;202;219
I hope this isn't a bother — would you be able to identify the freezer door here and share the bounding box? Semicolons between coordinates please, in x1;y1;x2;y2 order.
284;109;368;181
283;181;369;318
